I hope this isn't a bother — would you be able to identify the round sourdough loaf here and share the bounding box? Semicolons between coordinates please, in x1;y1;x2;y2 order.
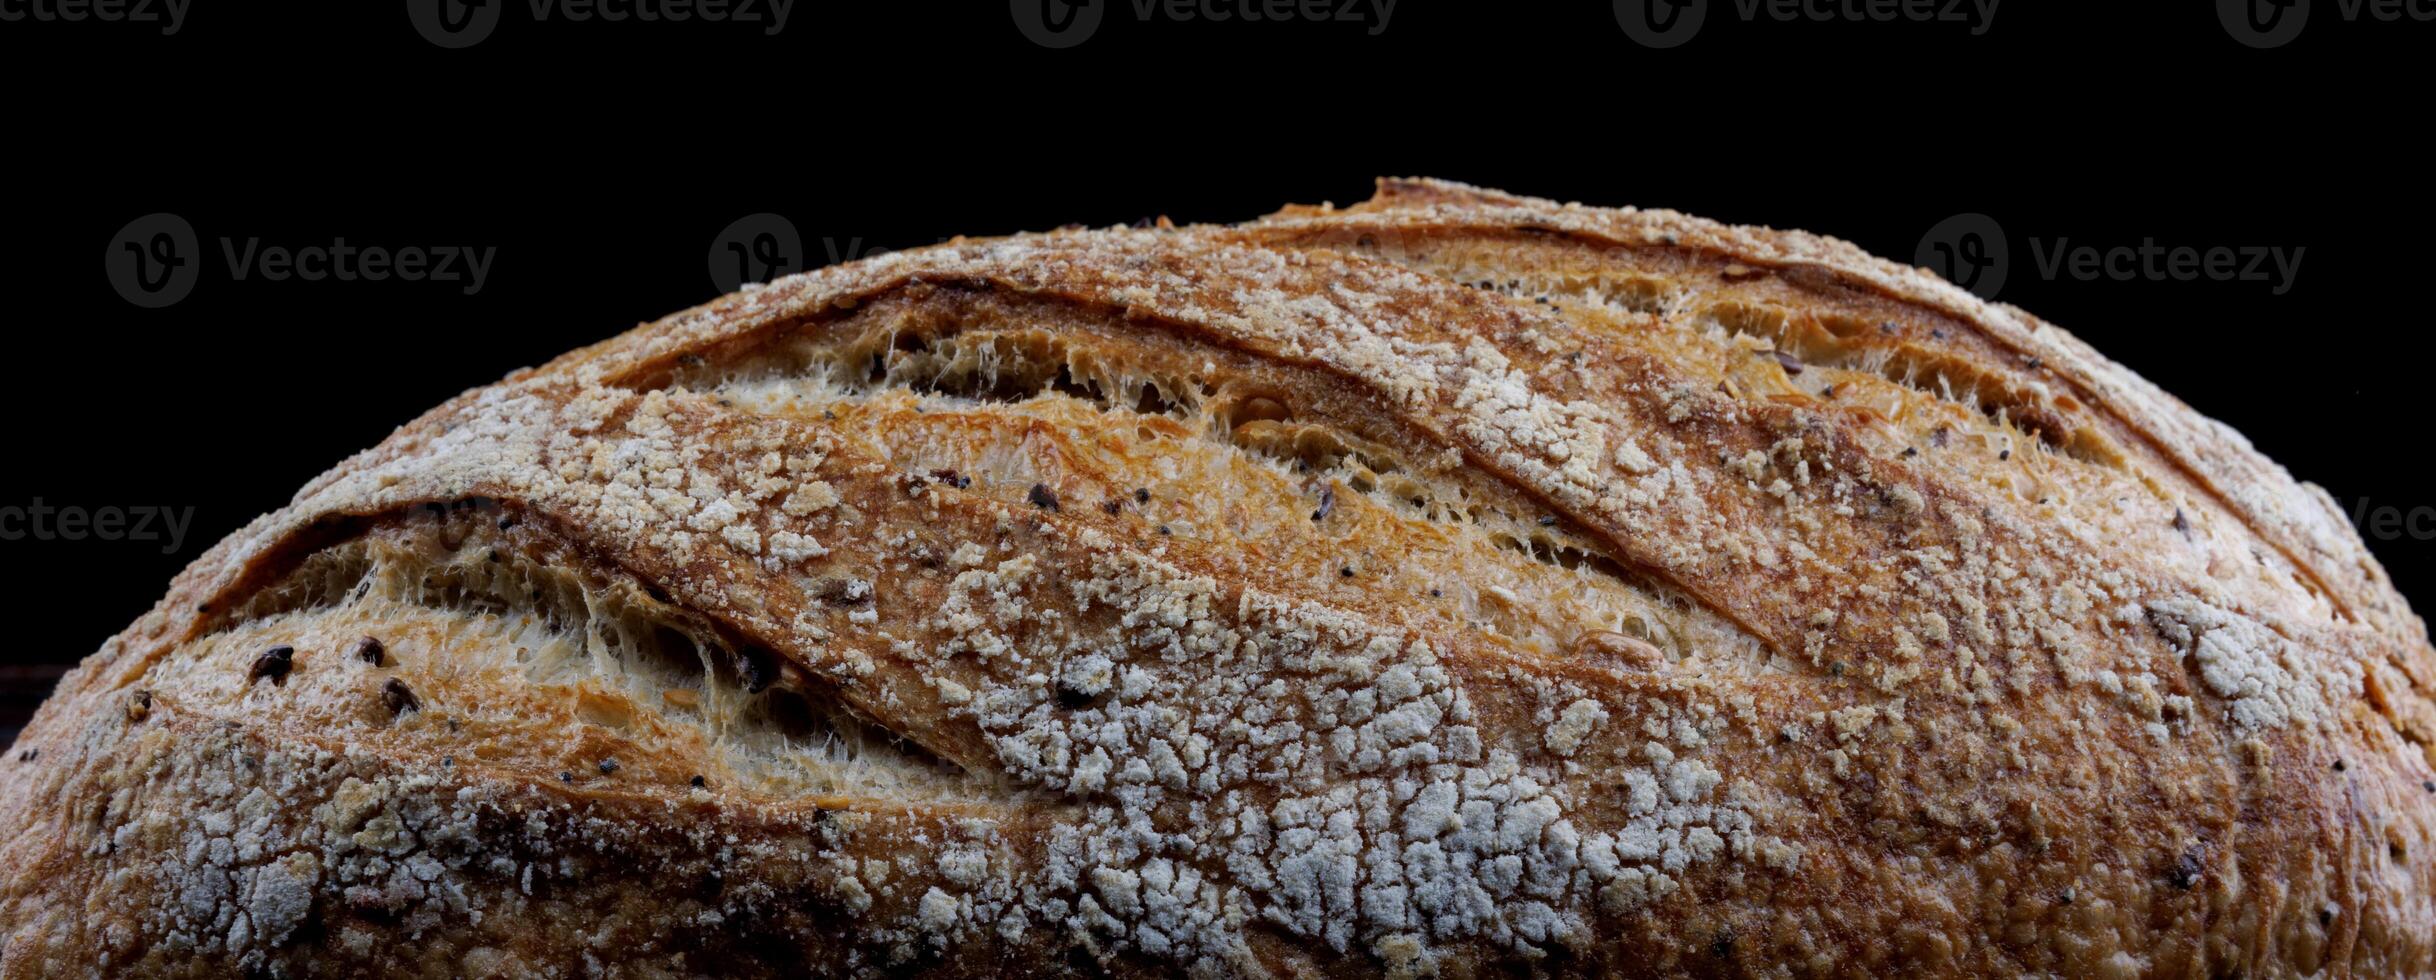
3;180;2431;977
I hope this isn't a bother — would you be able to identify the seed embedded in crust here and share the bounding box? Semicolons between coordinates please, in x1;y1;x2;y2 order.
1311;487;1335;522
816;577;873;606
352;636;387;667
598;758;620;775
382;679;421;716
249;646;295;687
689;775;706;789
2169;851;2205;890
1028;483;1061;512
1576;630;1666;671
1235;396;1292;425
125;690;153;722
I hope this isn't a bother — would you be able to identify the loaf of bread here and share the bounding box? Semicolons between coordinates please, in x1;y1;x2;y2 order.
4;179;2430;977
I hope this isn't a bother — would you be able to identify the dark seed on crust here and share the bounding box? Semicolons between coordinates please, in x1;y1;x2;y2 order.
382;679;421;716
126;690;154;722
1101;499;1124;516
352;636;387;667
1028;484;1061;511
249;647;295;687
1312;487;1335;522
1134;488;1150;504
598;759;620;775
816;578;872;606
2169;850;2204;890
690;775;707;789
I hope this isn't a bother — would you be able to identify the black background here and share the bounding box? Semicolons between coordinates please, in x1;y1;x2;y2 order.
2;0;2424;744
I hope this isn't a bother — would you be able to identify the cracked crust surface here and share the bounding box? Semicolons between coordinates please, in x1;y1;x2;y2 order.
3;179;2432;977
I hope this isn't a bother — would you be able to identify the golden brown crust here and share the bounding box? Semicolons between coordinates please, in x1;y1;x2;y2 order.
3;179;2431;977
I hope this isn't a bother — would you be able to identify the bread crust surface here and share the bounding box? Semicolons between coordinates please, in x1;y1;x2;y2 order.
4;180;2432;978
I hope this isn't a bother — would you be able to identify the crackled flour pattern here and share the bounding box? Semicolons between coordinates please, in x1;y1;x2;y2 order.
14;180;2435;977
296;373;1770;973
909;532;1766;975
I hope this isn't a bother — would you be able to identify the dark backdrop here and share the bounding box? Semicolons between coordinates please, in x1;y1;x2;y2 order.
2;1;2422;744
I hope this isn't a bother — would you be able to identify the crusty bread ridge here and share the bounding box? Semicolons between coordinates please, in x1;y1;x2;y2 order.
2;178;2430;977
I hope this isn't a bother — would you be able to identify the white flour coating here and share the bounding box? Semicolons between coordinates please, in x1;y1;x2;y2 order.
7;180;2428;978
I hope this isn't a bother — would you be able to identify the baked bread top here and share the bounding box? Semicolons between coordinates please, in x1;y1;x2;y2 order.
3;179;2430;977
